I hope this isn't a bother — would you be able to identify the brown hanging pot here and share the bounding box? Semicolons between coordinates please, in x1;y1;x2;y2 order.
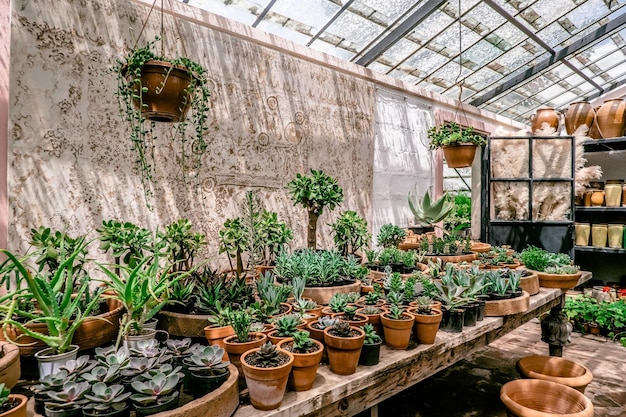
124;60;197;122
442;143;477;168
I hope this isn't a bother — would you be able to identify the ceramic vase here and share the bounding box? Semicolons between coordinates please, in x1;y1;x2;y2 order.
530;108;560;133
591;223;608;247
608;224;623;248
564;101;594;135
595;98;626;138
574;223;591;246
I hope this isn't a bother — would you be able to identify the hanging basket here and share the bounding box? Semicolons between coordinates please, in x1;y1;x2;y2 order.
442;143;477;168
125;60;197;122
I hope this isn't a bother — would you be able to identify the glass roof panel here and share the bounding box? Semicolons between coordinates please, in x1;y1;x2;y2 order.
180;0;626;123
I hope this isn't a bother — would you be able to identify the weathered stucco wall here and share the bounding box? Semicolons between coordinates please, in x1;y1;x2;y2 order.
7;0;376;263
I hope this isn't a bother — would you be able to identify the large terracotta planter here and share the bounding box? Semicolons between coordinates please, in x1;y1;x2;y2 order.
0;305;123;356
519;271;540;295
516;355;593;393
407;308;442;344
595;98;626;138
223;332;267;383
127;60;196;122
276;338;324;391
380;311;415;350
565;101;595;135
484;291;530;317
240;347;294;410
442;143;477;168
204;325;235;360
530;108;560;133
533;270;582;289
158;310;212;338
302;281;361;306
323;325;365;375
500;379;593;417
0;342;20;389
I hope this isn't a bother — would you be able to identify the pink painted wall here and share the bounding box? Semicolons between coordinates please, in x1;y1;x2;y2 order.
0;0;9;251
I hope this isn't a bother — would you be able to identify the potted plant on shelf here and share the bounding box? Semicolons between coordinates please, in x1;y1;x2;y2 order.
276;330;324;391
380;304;414;350
96;220;154;270
0;383;27;417
427;122;486;168
222;309;267;382
0;242;105;378
267;314;302;345
287;169;344;249
323;320;365;375
113;37;211;202
407;297;442;345
241;342;294;410
255;209;293;270
329;210;371;259
358;323;382;366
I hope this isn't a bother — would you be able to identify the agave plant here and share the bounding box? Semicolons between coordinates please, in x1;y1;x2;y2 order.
84;382;131;413
408;189;455;229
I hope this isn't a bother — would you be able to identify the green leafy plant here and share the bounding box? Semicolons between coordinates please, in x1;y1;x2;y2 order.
97;220;154;269
427;122;486;150
218;217;248;275
444;194;472;232
520;246;579;274
256;209;293;266
158;219;206;273
329;211;371;257
273;314;301;337
362;323;382;345
186;345;230;375
130;370;182;406
113;37;211;204
227;309;253;343
291;330;316;352
287;169;344;249
376;224;406;249
45;381;90;410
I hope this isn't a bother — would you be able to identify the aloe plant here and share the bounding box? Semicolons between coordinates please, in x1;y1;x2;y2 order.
408;189;455;229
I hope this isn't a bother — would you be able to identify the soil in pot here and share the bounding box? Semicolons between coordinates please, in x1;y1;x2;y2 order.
0;394;27;417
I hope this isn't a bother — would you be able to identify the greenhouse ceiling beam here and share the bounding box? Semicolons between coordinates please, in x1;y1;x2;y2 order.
252;0;277;27
482;0;603;92
355;0;447;66
306;0;356;47
470;12;626;107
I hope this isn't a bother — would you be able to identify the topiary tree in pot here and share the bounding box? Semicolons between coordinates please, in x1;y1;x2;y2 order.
288;169;344;249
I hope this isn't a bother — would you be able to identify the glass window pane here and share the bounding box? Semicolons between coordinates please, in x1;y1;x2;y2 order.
326;10;384;50
270;0;340;30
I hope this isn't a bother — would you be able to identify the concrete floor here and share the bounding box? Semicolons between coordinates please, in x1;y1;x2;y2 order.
360;319;626;417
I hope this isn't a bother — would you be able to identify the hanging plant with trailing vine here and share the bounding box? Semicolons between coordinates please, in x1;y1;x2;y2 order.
112;37;211;205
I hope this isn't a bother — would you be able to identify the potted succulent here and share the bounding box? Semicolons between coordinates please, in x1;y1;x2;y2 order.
129;368;183;417
520;246;581;289
218;217;248;276
44;381;90;417
0;383;27;417
323;320;365;375
83;383;132;417
407;297;442;345
113;37;211;202
184;344;231;398
380;304;414;350
256;209;293;268
241;342;294;410
358;323;382;366
276;330;324;391
267;314;302;345
222;309;267;382
329;210;371;259
287;169;344;249
427;122;486;168
0;242;104;378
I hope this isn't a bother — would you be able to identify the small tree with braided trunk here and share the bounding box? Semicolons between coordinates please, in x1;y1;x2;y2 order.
288;169;344;249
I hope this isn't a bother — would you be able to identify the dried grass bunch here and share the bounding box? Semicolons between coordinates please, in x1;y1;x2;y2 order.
491;125;601;221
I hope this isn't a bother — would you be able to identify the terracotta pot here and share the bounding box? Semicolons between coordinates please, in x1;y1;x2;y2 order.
530;108;560;133
276;338;324;391
223;332;267;382
408;300;442;311
519;271;540;296
305;321;326;344
564;101;595;135
158;310;212;338
323;325;365;375
380;311;415;350
302;281;361;306
267;330;293;346
442;143;477;168
516;355;593;393
532;270;582;289
126;60;196;122
0;394;28;417
500;379;594;417
0;305;123;356
595;98;626;138
204;325;235;360
407;308;442;344
483;291;530;316
355;307;385;338
241;347;294;410
470;242;492;253
0;343;20;389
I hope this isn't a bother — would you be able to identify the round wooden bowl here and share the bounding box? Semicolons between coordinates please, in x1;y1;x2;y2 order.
302;281;361;306
535;270;582;289
470;242;492;253
519;271;540;295
516;355;593;393
484;291;529;317
500;379;594;417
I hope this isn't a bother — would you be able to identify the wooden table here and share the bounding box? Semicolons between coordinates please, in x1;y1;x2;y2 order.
233;273;591;417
